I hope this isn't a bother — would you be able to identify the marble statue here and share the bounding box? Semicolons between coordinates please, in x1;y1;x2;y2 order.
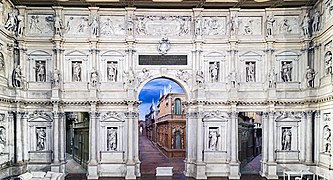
324;113;331;121
323;126;331;153
158;37;171;55
229;71;238;88
209;62;219;83
209;128;220;151
195;16;202;36
52;69;60;87
305;66;316;88
312;9;320;32
107;62;117;82
78;17;87;33
89;14;99;37
54;15;64;36
229;16;238;36
281;62;292;82
12;65;23;88
246;62;255;82
127;16;134;37
302;13;311;36
90;68;98;87
107;128;117;151
124;68;135;86
268;68;277;88
325;51;332;75
36;128;46;151
4;10;17;32
17;14;24;36
281;128;292;150
35;61;46;82
196;71;204;87
72;62;81;82
0;127;5;154
0;53;4;71
266;15;275;36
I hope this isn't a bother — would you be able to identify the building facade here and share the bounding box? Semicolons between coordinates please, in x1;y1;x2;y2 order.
0;0;332;179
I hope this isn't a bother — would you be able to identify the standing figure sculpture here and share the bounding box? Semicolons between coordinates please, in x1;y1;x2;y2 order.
302;14;311;36
312;9;320;32
90;68;98;87
52;69;60;87
107;62;117;82
209;62;219;82
229;71;237;88
89;14;99;37
281;128;292;150
35;61;46;82
229;16;238;36
4;10;17;32
268;68;277;88
107;128;117;151
12;65;23;88
209;129;220;151
246;62;255;82
73;62;81;82
36;128;46;151
17;14;24;36
54;15;64;36
324;126;331;153
266;15;275;36
305;66;316;88
281;62;292;82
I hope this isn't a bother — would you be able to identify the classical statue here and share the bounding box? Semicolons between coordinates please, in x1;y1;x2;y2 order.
229;16;238;36
90;68;98;87
12;65;23;88
36;128;46;151
107;128;117;151
107;62;117;82
196;70;204;87
302;13;311;36
246;62;255;82
323;126;331;153
195;16;202;36
54;15;64;36
229;71;238;88
4;10;17;32
209;129;220;151
305;66;317;88
209;62;219;82
266;15;275;36
0;127;5;154
127;16;134;37
35;61;46;82
268;68;277;88
17;14;24;36
52;69;60;87
73;62;81;82
89;14;99;37
281;62;292;82
312;9;320;32
325;51;332;75
281;128;292;150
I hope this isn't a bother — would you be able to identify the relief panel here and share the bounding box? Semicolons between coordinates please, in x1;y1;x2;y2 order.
274;15;300;35
100;16;126;36
202;16;226;36
238;16;262;36
64;15;89;36
27;14;54;36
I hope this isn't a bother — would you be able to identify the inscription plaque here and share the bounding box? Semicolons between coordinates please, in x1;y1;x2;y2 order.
139;55;187;65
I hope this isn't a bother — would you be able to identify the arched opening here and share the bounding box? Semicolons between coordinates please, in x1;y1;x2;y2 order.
138;77;186;177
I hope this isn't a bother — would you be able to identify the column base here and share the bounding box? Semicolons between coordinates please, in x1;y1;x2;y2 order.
194;162;207;179
51;163;61;172
229;162;240;179
87;164;98;180
184;160;207;179
125;164;136;179
263;162;278;180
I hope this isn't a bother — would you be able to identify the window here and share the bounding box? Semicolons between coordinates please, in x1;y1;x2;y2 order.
174;98;181;114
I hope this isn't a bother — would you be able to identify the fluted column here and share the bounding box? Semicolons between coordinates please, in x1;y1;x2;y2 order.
305;111;313;164
16;112;23;163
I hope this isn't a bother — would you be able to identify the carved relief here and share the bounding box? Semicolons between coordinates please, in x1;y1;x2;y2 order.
158;37;171;55
209;62;219;83
324;113;331;121
65;16;89;35
29;110;53;120
51;69;61;87
89;13;99;37
107;127;117;151
100;16;126;36
276;16;300;35
54;15;64;36
36;127;46;151
228;15;238;36
281;127;292;150
238;17;262;35
123;68;136;86
101;111;126;121
4;10;17;32
27;14;54;36
135;16;191;36
176;70;190;83
324;51;332;75
228;71;238;88
323;125;331;153
312;9;320;32
72;61;82;82
0;114;4;121
137;68;152;85
107;61;118;82
208;127;220;151
281;61;292;82
266;15;275;36
35;61;46;82
245;61;255;82
275;111;303;120
202;17;226;36
0;126;5;154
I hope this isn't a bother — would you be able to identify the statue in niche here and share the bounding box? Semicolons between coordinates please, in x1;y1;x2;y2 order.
266;15;275;36
0;127;5;154
209;62;219;83
107;62;117;82
323;126;331;153
29;15;42;33
158;37;171;55
72;62;81;82
246;62;255;82
196;71;204;87
305;66;317;88
281;128;292;150
4;10;17;32
229;71;238;88
325;51;332;75
17;14;24;36
54;15;64;36
281;62;292;82
209;128;220;151
89;14;99;37
0;53;4;71
195;16;202;36
312;9;321;32
51;69;60;87
35;61;46;82
90;68;98;87
280;19;292;33
229;16;238;36
36;127;46;151
12;65;23;88
107;128;117;151
268;68;277;88
301;13;311;36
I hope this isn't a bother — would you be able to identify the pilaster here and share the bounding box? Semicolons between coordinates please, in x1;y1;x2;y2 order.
266;110;278;179
228;104;240;179
87;104;98;179
305;111;313;164
51;109;60;172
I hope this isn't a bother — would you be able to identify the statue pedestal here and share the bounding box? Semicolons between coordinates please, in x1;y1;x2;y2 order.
229;88;238;99
267;88;276;99
89;87;97;98
51;88;59;98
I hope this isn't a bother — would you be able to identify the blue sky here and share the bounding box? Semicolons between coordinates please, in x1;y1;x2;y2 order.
138;78;184;120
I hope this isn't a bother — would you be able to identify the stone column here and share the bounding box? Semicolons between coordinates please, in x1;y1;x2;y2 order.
184;108;197;178
125;109;137;179
305;111;313;164
266;111;278;179
260;112;268;177
195;104;207;179
8;112;15;161
87;103;98;179
229;108;240;179
314;111;320;164
15;112;23;163
22;112;28;162
59;112;66;172
51;108;60;172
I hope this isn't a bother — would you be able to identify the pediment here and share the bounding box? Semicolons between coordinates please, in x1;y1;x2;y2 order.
27;111;53;122
275;111;303;122
100;111;125;122
204;51;226;58
65;50;87;57
240;51;262;57
29;50;51;56
276;51;300;57
202;110;229;122
101;50;124;57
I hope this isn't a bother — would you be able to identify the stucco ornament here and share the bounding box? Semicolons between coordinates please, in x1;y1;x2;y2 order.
158;37;171;55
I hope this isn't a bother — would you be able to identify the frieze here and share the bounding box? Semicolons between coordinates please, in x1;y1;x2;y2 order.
135;15;191;36
238;16;262;35
64;15;89;36
100;15;126;36
275;15;300;35
202;16;226;36
27;14;54;36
